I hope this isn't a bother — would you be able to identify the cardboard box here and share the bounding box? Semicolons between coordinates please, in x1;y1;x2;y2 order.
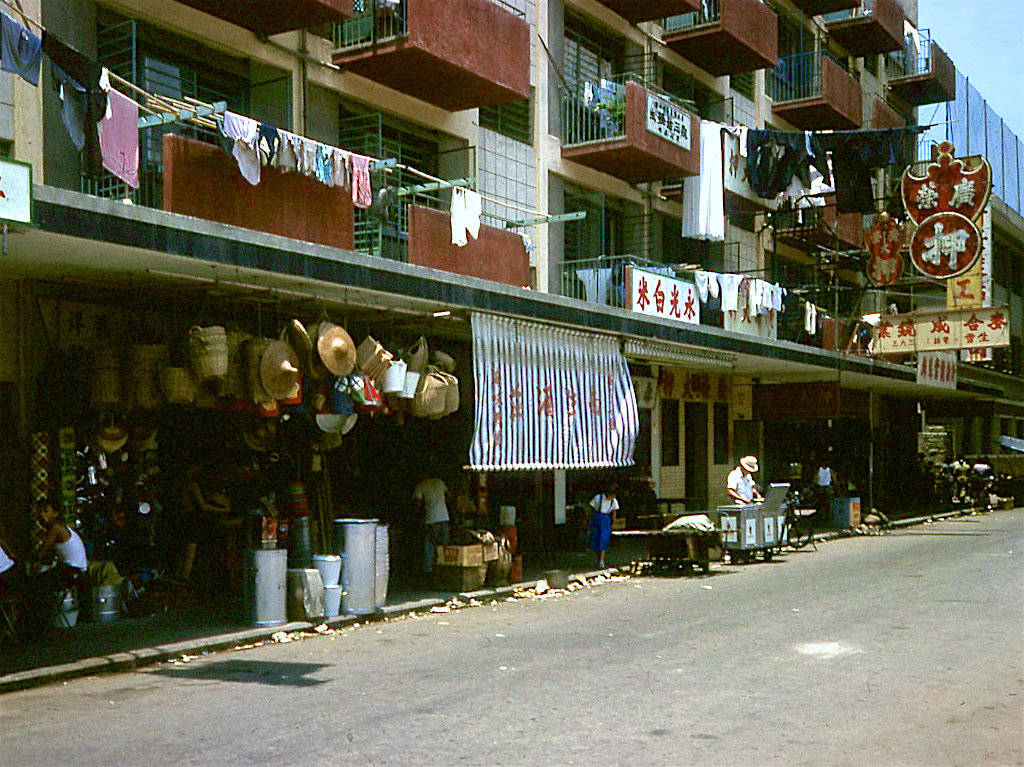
436;544;484;567
482;541;499;561
435;564;487;592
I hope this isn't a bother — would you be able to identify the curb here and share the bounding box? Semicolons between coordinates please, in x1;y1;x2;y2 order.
0;568;629;694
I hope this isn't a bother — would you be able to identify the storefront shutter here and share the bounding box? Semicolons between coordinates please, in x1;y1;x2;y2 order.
469;313;639;471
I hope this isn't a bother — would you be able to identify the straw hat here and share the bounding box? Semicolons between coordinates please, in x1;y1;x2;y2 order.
740;455;758;473
259;340;300;401
285;319;317;379
315;413;345;433
315;322;356;377
95;423;129;454
340;413;358;435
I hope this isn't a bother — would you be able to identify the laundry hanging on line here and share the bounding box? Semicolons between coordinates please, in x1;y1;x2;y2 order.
450;187;482;247
0;10;41;86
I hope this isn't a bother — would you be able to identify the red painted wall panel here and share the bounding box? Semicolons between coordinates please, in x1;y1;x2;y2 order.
408;205;529;288
162;134;354;251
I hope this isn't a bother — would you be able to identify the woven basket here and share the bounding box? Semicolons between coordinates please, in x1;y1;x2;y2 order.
188;326;229;382
91;350;122;407
223;330;251;398
160;365;196;405
244;338;275;404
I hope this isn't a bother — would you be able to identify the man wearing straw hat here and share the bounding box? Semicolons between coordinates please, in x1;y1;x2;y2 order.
727;456;764;505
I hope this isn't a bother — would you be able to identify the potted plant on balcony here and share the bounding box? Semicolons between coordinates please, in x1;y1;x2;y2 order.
597;95;626;136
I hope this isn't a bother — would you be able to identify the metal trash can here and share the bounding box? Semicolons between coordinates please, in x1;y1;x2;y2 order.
375;523;389;609
336;518;378;615
92;584;120;625
242;549;287;627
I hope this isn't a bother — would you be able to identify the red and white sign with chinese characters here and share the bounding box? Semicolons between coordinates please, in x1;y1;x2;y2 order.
626;266;700;325
903;142;991;280
863;213;905;286
722;279;778;340
873;306;1010;354
0;157;32;225
917;351;957;390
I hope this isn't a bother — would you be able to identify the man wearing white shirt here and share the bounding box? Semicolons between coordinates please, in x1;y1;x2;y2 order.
413;477;450;573
727;456;763;505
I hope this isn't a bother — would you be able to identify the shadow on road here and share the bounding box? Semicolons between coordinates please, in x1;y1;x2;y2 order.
150;659;330;687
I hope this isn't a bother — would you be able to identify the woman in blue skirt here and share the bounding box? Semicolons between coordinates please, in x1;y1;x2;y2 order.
588;485;619;569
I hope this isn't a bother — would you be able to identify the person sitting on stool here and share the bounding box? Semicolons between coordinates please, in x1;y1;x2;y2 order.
727;456;764;505
33;501;89;616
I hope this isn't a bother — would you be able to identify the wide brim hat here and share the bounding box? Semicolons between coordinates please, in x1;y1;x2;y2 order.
95;423;129;454
285;319;318;379
316;322;357;377
340;413;358;435
740;455;758;473
315;413;345;433
260;340;300;401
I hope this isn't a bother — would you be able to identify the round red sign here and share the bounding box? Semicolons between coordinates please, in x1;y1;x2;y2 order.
909;211;981;279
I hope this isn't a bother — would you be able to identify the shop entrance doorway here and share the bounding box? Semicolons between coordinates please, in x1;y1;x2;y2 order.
684;402;708;510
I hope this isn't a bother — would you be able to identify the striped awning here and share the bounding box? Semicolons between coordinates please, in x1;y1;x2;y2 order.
469;313;639;471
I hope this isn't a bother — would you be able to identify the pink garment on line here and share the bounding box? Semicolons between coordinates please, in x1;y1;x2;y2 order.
350;153;372;209
99;88;139;188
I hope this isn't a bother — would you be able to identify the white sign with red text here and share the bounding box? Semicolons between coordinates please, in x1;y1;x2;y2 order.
917;351;958;390
626;266;700;325
0;157;32;225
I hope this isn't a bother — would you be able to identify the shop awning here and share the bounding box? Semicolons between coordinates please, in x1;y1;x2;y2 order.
469;313;639;471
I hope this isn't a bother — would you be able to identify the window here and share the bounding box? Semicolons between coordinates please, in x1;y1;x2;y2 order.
564;11;625;88
479;99;532;145
714;402;730;465
661;398;680;467
731;72;754;102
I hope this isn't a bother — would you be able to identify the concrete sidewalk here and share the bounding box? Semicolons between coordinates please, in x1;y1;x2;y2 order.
0;507;996;694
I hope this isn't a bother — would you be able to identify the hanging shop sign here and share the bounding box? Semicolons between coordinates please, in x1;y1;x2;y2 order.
946;204;991;310
863;212;905;286
633;376;657;408
646;93;691;151
626;266;700;325
916;351;958;390
0;157;33;225
468;313;639;471
872;306;1010;354
902;142;991;279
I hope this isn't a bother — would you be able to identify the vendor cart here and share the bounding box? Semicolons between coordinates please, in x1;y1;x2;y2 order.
615;514;724;575
715;483;791;565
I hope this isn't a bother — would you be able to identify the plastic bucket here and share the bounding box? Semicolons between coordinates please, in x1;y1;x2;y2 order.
52;591;79;628
381;359;406;394
242;549;287;627
312;554;342;588
92;585;120;624
337;519;378;615
323;584;342;617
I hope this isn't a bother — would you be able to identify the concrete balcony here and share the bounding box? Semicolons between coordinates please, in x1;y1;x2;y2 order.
768;51;862;130
601;0;699;23
174;0;352;35
662;0;778;77
331;0;530;111
824;0;904;56
871;95;904;129
886;31;956;106
775;196;862;251
561;77;700;184
787;0;858;16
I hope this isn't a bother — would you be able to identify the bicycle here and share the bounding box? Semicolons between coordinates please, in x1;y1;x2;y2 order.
779;489;818;551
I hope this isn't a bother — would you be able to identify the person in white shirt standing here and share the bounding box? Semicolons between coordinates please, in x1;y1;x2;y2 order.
413;477;450;574
814;459;834;515
727;456;764;505
588;484;619;569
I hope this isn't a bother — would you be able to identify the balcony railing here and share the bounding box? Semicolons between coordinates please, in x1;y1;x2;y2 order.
821;0;871;23
562;73;694;147
767;50;845;103
558;254;686;309
886;27;934;79
333;0;525;50
662;0;721;31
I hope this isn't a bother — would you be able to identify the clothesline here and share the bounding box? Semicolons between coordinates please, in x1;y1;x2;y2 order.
0;0;40;33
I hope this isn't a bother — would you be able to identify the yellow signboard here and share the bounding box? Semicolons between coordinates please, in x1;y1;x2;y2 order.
873;306;1010;354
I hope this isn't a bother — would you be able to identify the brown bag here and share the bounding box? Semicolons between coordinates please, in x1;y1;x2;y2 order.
405;336;429;374
411;366;448;418
443;372;460;416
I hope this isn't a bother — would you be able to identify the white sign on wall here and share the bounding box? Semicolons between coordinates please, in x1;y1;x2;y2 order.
626;266;699;325
917;351;958;390
0;157;32;225
646;93;691;151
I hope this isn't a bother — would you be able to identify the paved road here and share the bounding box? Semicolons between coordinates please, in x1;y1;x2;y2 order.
2;511;1022;766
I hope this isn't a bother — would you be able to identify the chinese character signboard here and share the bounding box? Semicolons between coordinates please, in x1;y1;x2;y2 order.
863;212;905;286
917;351;957;390
633;376;657;408
659;369;729;403
626;266;699;325
722;279;778;340
646;93;691;151
0;157;33;225
946;204;991;310
873;306;1010;354
902;142;991;279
